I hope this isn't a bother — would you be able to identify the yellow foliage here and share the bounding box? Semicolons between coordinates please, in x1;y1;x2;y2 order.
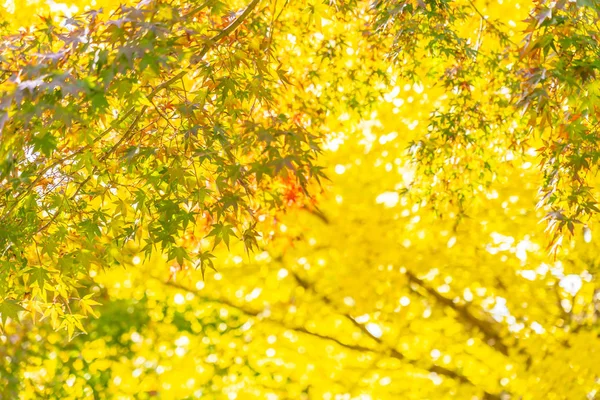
2;0;600;399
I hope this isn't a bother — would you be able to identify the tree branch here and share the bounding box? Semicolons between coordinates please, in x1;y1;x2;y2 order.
156;278;382;354
289;271;503;399
157;276;493;393
405;269;509;356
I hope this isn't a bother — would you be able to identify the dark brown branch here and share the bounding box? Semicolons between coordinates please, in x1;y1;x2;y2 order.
290;271;502;399
405;269;509;356
279;208;516;360
159;276;496;398
157;278;384;354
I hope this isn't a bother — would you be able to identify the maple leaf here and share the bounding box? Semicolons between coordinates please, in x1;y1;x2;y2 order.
0;299;25;326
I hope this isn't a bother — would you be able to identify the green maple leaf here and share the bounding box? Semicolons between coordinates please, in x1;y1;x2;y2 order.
169;246;190;266
31;132;58;156
206;223;237;249
0;299;25;326
27;267;49;289
90;92;109;113
242;227;260;254
196;251;216;280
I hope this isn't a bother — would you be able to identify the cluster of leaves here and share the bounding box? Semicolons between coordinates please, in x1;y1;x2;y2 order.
369;0;600;246
0;0;328;332
517;0;600;242
366;0;526;216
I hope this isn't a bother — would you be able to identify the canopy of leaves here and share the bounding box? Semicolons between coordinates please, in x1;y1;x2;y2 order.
2;0;600;399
